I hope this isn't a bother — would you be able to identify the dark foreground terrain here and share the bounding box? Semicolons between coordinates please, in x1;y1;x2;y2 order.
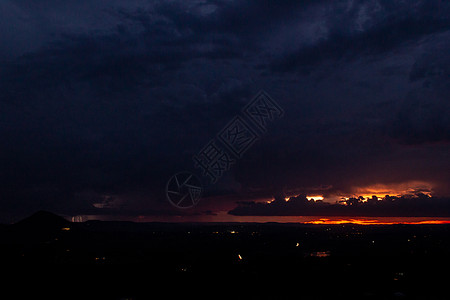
1;211;449;299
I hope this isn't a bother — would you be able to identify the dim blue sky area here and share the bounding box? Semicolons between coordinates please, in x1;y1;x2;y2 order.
1;0;449;222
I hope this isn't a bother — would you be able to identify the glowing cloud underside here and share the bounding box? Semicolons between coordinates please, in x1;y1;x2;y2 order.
349;181;434;198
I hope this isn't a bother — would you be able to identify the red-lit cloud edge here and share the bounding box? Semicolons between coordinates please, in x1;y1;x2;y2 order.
304;218;450;225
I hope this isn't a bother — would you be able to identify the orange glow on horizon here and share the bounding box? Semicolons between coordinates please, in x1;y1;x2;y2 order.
283;195;324;201
305;218;450;225
348;181;433;199
307;195;324;201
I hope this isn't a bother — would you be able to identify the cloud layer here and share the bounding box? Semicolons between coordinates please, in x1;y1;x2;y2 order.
0;0;449;220
229;193;450;217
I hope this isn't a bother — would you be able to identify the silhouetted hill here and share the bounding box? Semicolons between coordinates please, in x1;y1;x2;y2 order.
12;210;70;232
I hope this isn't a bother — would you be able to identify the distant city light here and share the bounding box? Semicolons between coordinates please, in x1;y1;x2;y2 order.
95;257;106;261
309;251;330;258
71;215;84;222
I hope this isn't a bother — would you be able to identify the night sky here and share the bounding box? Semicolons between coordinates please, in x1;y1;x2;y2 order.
1;0;449;223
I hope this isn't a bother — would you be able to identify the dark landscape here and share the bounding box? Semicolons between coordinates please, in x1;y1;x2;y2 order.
1;211;449;299
1;2;450;299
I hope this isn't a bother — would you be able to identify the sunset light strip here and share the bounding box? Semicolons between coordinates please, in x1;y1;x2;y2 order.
304;218;450;225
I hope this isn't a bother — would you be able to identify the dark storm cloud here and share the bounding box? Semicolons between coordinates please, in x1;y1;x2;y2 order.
388;32;450;145
229;194;450;217
0;0;260;218
269;0;450;73
1;0;450;220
